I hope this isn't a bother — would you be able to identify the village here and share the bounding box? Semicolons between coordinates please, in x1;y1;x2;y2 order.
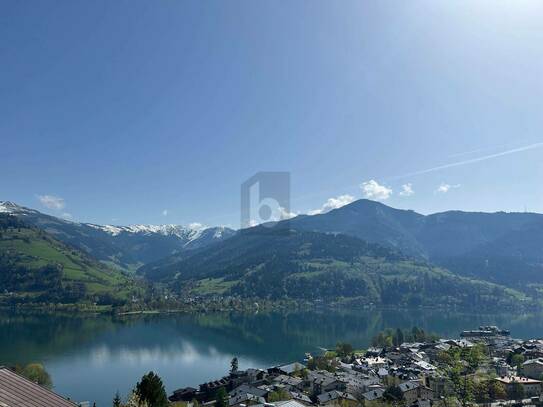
166;326;543;407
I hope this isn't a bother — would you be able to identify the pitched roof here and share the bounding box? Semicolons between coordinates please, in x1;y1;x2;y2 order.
399;381;420;392
362;388;384;401
253;400;307;407
316;390;357;404
228;393;265;406
523;358;543;366
271;363;305;375
495;376;542;384
229;384;268;398
0;367;78;407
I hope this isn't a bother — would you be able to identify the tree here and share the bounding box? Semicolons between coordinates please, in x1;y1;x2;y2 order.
464;344;486;370
335;342;353;358
215;387;228;407
488;381;507;400
436;351;453;365
510;354;525;374
450;371;474;407
473;381;490;403
394;328;404;346
230;357;238;373
135;371;168;407
268;388;292;402
21;363;52;389
113;391;122;407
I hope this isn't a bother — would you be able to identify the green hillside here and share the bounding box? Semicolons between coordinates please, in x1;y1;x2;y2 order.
0;214;141;305
140;226;530;310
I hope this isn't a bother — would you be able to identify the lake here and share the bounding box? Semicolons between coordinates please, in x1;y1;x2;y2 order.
2;308;543;406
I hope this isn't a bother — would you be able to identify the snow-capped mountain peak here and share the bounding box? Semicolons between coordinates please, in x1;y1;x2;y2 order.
85;223;209;238
0;201;39;215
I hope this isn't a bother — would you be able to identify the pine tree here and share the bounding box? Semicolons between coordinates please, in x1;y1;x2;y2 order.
230;357;238;373
113;391;122;407
215;387;228;407
135;371;168;407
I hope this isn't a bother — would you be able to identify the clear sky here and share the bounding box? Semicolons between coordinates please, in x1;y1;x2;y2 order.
2;0;543;227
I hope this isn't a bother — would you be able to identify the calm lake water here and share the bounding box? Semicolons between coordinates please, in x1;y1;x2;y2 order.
1;308;543;406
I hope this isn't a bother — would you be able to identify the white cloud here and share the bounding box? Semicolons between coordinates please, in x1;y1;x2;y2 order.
61;212;73;220
399;183;414;197
436;183;461;193
162;209;168;216
360;180;392;200
37;194;65;210
309;194;355;215
279;206;297;220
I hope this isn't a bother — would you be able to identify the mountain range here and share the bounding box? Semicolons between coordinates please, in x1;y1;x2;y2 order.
0;201;235;272
2;199;543;308
286;200;543;287
138;225;528;309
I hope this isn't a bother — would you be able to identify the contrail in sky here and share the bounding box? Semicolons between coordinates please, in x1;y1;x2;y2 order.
392;141;543;180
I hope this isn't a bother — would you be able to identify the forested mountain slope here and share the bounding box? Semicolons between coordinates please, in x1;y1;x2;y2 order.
139;226;529;309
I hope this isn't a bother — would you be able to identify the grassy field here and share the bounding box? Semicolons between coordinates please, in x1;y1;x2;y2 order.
190;277;238;295
0;227;140;303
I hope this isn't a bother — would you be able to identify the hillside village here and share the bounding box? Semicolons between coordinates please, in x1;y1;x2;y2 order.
165;327;543;407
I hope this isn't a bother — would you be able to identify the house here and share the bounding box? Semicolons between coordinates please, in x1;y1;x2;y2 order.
523;359;543;379
288;391;313;405
413;360;437;373
230;370;251;388
229;384;268;399
0;366;78;407
366;348;384;357
411;399;432;407
357;357;389;369
200;378;229;397
361;387;385;403
494;358;515;377
377;368;389;379
169;387;198;402
495;376;542;397
307;371;345;396
272;374;304;391
247;368;267;383
255;400;309;407
269;363;306;376
316;390;358;407
229;392;265;407
398;381;434;404
336;371;379;397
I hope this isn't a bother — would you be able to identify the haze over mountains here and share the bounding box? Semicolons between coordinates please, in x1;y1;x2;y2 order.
2;199;543;308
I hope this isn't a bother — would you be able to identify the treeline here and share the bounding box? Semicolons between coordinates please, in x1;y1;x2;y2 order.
371;326;439;347
0;214;25;230
0;261;90;304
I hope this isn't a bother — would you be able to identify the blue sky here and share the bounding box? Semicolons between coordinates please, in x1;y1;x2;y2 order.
1;0;542;227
